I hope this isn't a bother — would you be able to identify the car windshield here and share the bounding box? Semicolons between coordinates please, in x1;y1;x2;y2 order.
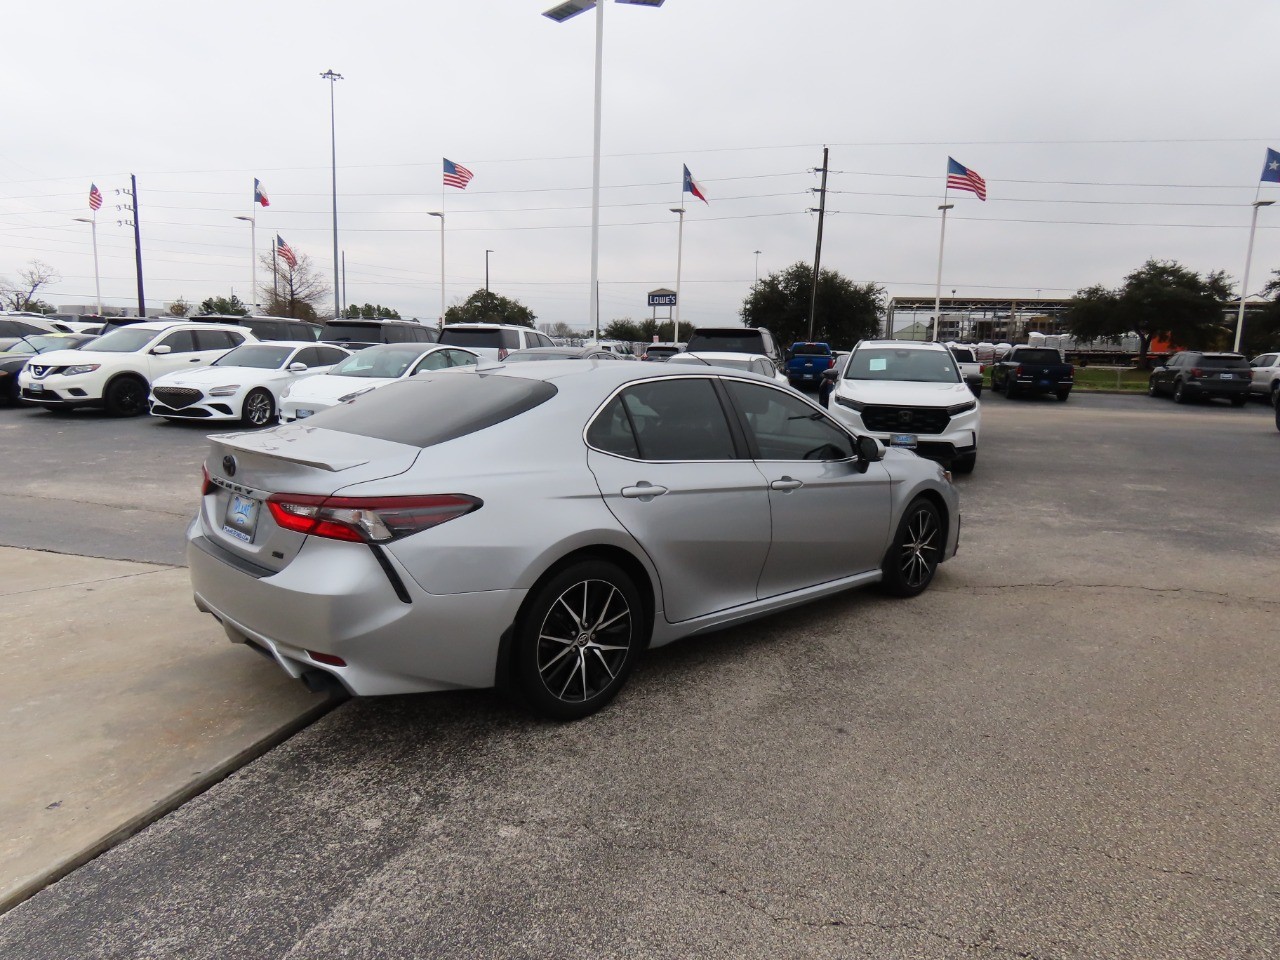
845;348;960;383
504;350;579;362
81;327;157;353
685;331;765;353
213;345;293;369
329;346;423;379
1012;349;1062;364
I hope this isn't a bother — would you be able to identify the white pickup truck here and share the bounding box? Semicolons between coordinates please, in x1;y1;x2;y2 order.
947;344;984;396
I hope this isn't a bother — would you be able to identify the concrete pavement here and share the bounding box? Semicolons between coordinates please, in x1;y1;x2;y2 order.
0;546;333;911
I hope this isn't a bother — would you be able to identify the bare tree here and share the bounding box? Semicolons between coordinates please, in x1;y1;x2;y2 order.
257;251;331;320
0;259;61;311
167;297;192;317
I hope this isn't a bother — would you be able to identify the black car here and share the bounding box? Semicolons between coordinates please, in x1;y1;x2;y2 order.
0;333;97;404
191;314;321;342
1148;351;1251;405
320;319;439;350
685;326;782;366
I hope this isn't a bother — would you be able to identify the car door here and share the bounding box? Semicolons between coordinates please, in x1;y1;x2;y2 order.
722;379;892;596
1153;354;1178;392
146;329;204;379
585;376;772;623
1251;354;1277;396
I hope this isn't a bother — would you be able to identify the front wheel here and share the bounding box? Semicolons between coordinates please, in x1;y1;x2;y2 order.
514;560;646;720
879;498;943;598
242;388;276;426
1148;378;1158;397
103;376;148;417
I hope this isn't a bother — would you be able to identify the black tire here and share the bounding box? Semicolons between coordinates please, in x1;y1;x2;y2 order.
514;560;645;720
1005;380;1019;399
1148;378;1158;397
879;498;943;598
1270;382;1279;408
103;376;148;417
1172;379;1188;404
1056;389;1071;402
951;451;976;475
242;388;276;427
4;375;19;406
1230;395;1247;408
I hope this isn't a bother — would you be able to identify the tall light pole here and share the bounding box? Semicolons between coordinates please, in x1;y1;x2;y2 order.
542;0;666;335
428;212;445;325
233;215;256;312
753;249;762;285
485;249;494;295
1234;199;1274;352
671;207;685;343
320;69;343;320
72;217;102;316
931;202;955;342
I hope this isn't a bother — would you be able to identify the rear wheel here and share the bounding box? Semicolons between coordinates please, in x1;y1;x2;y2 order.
879;498;942;598
1056;389;1071;402
242;388;276;426
1172;379;1188;404
1005;381;1019;399
1270;382;1279;407
514;560;645;720
103;376;148;417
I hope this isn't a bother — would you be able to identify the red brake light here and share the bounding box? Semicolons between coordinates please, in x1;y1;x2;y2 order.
979;364;986;373
826;357;835;368
307;650;347;667
497;347;509;360
266;493;481;543
1015;365;1024;376
1190;367;1203;378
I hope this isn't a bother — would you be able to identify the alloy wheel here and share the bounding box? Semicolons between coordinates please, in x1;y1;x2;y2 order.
535;578;634;705
899;507;939;589
245;390;274;426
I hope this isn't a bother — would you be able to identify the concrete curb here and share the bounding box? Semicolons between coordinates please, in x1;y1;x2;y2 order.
0;692;345;916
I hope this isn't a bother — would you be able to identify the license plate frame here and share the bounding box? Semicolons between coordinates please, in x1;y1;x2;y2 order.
1219;373;1234;379
27;383;45;394
295;409;314;419
889;433;918;449
222;493;261;543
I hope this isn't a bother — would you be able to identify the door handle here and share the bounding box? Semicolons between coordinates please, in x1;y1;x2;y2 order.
621;482;668;500
189;357;202;362
770;476;803;491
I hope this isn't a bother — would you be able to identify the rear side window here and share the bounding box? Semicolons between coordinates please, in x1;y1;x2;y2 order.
615;379;736;461
195;329;243;351
314;347;349;365
586;396;641;458
439;327;522;350
950;348;976;363
309;374;558;448
685;330;766;354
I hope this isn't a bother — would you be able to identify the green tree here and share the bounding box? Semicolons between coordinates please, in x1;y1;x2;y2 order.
257;251;331;321
343;302;401;319
740;262;884;349
197;294;249;316
444;289;535;327
1065;259;1233;365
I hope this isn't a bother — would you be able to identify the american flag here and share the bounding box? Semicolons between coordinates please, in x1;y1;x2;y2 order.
276;234;298;268
946;157;987;201
89;183;103;211
443;158;474;190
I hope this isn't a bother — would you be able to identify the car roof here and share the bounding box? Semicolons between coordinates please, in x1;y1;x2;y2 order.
443;322;531;330
487;358;781;396
107;320;246;333
854;339;948;351
677;351;770;361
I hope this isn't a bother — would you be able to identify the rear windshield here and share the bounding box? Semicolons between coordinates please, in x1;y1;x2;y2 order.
645;346;679;357
791;343;830;356
438;327;522;349
668;355;753;372
1012;349;1062;364
308;374;558;448
1195;355;1249;369
321;323;386;342
686;330;766;354
949;347;976;362
504;350;578;362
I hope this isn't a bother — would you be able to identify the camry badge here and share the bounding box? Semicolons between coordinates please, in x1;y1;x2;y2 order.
223;455;237;477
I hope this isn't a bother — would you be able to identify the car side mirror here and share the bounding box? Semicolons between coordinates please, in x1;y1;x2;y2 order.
151;344;171;355
965;373;984;396
856;435;885;463
821;367;839;381
288;362;308;373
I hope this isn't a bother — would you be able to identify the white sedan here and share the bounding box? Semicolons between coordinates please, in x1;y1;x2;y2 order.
665;351;791;387
150;342;351;426
280;343;480;422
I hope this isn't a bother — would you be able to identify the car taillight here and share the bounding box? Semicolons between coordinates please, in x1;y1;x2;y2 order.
498;347;508;360
826;357;835;368
1065;364;1074;377
979;364;986;373
201;464;213;495
1015;365;1024;376
266;493;481;543
1190;367;1203;378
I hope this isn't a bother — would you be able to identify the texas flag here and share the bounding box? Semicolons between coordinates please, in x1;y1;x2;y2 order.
1261;148;1280;184
254;178;270;207
683;164;708;204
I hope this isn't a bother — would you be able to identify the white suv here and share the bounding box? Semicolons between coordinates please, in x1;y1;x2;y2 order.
1248;352;1280;404
19;321;253;416
437;323;554;360
826;339;981;474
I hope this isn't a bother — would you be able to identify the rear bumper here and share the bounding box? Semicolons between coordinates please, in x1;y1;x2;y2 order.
187;521;526;695
1010;377;1072;394
1183;378;1249;397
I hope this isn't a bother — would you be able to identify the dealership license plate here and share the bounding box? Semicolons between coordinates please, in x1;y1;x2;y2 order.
1219;373;1234;379
27;383;44;394
295;409;314;419
222;494;260;543
890;433;918;449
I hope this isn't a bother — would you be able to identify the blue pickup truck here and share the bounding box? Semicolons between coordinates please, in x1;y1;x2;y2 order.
785;341;834;388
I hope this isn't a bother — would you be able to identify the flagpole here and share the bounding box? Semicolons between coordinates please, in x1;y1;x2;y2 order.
932;184;953;343
1234;195;1273;353
90;213;102;316
249;214;257;313
672;205;685;344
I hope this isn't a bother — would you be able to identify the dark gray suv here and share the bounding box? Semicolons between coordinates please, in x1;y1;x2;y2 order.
1148;351;1251;405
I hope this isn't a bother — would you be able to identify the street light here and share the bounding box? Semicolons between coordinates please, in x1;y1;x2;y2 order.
753;250;762;285
72;217;102;316
320;69;344;320
931;202;955;342
542;0;666;334
1234;199;1275;352
233;215;256;312
671;207;685;343
428;212;445;325
485;249;494;295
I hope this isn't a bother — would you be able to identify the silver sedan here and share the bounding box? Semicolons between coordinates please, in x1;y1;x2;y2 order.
188;361;960;719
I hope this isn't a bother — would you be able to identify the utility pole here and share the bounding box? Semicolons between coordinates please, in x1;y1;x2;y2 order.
342;250;347;315
129;175;145;316
806;146;829;342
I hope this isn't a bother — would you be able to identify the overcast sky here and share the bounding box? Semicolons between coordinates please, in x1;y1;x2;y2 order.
4;0;1280;328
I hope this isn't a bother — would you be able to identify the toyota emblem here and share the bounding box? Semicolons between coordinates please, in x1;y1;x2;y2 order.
222;455;237;477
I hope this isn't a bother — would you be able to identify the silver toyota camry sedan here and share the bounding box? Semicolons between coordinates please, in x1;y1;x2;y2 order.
188;360;960;719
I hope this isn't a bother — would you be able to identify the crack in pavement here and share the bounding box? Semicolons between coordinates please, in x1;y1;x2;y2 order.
0;566;179;599
938;581;1280;607
3;490;190;519
1078;846;1280;898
